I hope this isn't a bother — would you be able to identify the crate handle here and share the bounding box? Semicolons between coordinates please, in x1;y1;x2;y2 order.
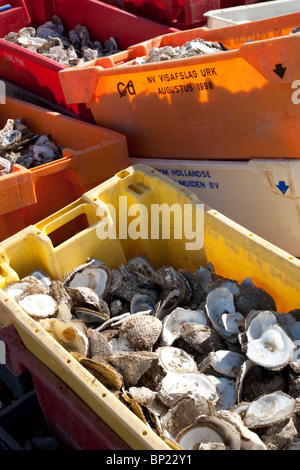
37;203;93;239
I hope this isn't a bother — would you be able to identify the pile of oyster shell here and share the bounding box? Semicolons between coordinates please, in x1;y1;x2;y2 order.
135;39;227;65
4;256;300;450
0;118;64;174
4;15;119;66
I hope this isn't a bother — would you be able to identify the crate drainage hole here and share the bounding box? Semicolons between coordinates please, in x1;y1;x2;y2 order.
142;430;147;436
102;393;107;398
66;359;71;364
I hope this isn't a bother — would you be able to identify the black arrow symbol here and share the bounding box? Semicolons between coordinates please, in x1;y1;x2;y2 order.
273;63;287;79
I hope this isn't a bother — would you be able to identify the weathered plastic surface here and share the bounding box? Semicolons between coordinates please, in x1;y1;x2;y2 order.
99;0;220;29
131;157;300;257
59;20;300;159
0;97;129;242
0;325;131;450
0;0;178;120
206;0;300;28
0;164;299;449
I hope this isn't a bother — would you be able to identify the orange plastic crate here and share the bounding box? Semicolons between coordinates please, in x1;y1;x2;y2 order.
0;97;129;242
59;14;300;160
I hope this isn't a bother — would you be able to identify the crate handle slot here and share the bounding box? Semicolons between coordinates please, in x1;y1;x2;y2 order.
37;203;93;239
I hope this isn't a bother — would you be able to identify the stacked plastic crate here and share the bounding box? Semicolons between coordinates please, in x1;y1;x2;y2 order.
0;0;300;452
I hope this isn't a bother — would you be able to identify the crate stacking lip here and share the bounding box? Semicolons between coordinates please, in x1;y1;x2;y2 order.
0;0;178;121
0;96;129;242
205;0;300;29
0;164;299;449
59;16;300;160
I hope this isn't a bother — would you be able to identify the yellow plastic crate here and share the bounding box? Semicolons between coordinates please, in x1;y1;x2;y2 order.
0;164;299;450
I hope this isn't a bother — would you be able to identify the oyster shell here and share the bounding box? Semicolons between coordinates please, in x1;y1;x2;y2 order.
243;391;296;428
72;354;123;390
40;318;88;355
120;314;162;351
235;287;276;317
160;397;215;440
216;410;266;450
64;260;111;298
176;415;241;450
180;323;225;354
161;307;207;346
210;350;246;378
18;293;58;319
243;311;295;370
157;346;197;374
108;351;159;387
157;371;217;408
205;287;238;343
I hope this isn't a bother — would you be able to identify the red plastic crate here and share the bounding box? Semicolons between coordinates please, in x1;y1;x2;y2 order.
0;325;131;450
0;0;177;121
220;0;262;8
100;0;221;28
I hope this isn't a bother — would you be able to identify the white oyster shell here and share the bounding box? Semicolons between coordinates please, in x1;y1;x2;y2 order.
176;415;241;450
210;350;246;378
205;287;237;343
161;307;207;346
206;374;236;411
158;371;217;408
245;311;294;370
243;391;296;428
158;346;197;374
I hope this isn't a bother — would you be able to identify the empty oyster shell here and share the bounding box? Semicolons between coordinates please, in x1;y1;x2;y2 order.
40;318;88;355
206;375;236;411
216;410;266;450
64;259;111;298
157;371;217;408
130;293;156;315
161;397;215;440
210;350;246;378
4;281;32;301
157;346;197;374
244;311;294;370
243;391;296;428
176;415;241;450
120;314;162;351
161;307;207;346
18;293;58;319
154;266;191;305
205;287;237;343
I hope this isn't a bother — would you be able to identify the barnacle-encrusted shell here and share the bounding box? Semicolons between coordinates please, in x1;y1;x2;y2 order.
161;307;207;346
120;314;162;351
176;415;241;450
243;391;296;428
